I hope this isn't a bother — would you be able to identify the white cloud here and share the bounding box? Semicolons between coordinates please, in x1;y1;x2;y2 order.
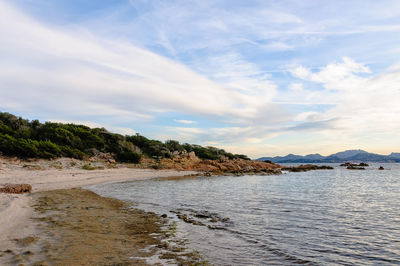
289;82;304;92
291;58;400;144
291;66;312;80
173;119;196;124
1;1;399;157
291;57;370;86
0;1;280;124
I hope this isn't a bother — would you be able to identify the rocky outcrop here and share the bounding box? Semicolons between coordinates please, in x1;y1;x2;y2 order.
281;164;334;172
346;165;365;170
0;184;32;194
340;162;369;167
154;152;281;175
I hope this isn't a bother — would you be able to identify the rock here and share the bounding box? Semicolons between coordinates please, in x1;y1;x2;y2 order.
341;162;368;167
188;151;197;159
379;166;384;170
0;184;32;194
98;152;113;160
107;158;116;164
207;225;224;230
85;148;100;156
346;166;365;170
282;164;334;172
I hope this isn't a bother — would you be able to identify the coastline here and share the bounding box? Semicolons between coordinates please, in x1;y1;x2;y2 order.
0;157;199;265
0;155;294;264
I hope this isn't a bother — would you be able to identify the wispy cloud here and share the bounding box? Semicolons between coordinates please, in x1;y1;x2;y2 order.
173;119;196;124
290;58;400;145
1;0;400;157
0;0;282;124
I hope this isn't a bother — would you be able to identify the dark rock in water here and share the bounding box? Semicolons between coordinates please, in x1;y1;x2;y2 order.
161;214;168;218
176;213;205;226
282;164;333;172
207;225;224;230
379;166;384;170
341;162;369;167
0;184;32;194
346;166;365;170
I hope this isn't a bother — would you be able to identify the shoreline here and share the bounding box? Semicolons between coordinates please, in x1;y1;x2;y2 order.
15;188;204;265
0;156;312;264
0;157;200;264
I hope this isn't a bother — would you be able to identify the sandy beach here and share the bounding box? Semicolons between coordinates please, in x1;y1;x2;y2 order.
0;157;198;264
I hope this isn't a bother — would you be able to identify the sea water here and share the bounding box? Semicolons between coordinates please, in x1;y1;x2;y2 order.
87;163;400;265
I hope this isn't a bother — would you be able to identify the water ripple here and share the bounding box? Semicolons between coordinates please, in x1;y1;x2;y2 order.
88;163;400;265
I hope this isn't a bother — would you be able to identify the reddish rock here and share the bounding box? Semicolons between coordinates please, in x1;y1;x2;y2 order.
0;184;32;194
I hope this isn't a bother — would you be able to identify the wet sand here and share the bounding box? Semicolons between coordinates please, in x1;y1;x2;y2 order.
1;189;207;265
0;157;202;265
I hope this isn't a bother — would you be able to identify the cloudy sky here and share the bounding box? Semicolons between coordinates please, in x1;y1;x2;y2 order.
1;0;400;158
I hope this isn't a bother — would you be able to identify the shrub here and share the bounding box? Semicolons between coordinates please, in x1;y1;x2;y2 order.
37;140;62;158
0;112;252;163
82;164;104;170
116;151;142;163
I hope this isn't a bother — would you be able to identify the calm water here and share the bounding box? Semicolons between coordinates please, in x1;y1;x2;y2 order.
88;164;400;265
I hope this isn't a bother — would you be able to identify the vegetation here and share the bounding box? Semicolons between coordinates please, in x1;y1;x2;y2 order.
82;164;105;170
0;112;250;163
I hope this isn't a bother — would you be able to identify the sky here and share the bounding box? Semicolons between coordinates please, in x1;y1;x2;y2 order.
1;0;400;158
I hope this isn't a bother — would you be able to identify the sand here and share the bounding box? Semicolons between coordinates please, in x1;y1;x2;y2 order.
0;157;199;264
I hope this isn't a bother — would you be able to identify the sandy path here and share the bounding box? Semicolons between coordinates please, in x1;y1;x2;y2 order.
0;167;198;254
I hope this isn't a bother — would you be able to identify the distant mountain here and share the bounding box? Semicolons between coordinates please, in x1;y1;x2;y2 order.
389;152;400;159
304;153;325;160
330;149;368;159
257;150;400;163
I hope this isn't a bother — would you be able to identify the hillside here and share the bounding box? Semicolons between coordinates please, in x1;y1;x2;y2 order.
0;112;249;163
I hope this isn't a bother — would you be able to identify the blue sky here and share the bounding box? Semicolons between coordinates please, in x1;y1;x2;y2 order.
1;0;400;158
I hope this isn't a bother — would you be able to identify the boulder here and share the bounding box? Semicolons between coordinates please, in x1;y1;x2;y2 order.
0;184;32;194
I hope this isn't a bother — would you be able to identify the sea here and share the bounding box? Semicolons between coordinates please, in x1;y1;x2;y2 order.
87;163;400;265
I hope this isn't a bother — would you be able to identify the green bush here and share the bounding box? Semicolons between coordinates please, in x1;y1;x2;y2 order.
116;151;142;163
82;164;104;170
0;112;251;162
